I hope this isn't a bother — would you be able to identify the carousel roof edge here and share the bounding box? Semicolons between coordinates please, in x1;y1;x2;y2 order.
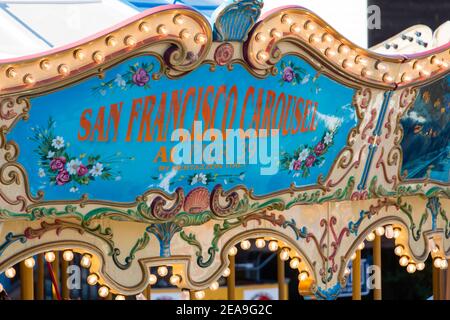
0;1;448;95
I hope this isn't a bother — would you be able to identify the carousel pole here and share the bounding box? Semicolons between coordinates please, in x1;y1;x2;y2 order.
277;249;287;300
144;284;151;300
352;249;361;300
227;255;236;300
51;252;60;300
61;253;70;300
36;253;45;300
373;235;382;300
20;260;34;300
433;264;441;300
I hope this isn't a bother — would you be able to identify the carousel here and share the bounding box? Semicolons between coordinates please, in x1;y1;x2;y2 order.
0;0;449;300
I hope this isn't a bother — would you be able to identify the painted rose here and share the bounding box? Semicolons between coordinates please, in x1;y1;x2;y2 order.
305;155;316;168
50;157;66;171
282;67;295;83
132;68;150;86
293;160;302;171
314;142;326;156
56;169;70;185
77;164;88;176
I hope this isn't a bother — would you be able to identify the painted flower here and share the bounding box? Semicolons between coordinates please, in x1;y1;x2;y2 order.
100;89;107;96
191;173;207;185
314;142;326;156
114;74;126;88
51;136;65;149
47;151;55;159
301;74;310;84
239;173;246;181
297;149;309;162
89;162;104;177
293;160;302;171
132;68;150;87
56;169;70;185
50;157;66;171
324;132;333;145
77;164;88;177
305;155;316;168
66;159;82;175
282;66;295;83
38;168;46;178
69;186;79;193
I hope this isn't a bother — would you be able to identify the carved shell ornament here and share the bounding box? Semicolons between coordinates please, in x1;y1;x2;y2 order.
184;187;210;214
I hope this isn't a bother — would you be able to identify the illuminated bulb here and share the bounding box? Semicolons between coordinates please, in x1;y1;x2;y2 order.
304;20;316;31
169;274;181;286
393;228;401;239
80;254;91;268
45;251;56;263
58;64;70;76
270;28;282;38
195;33;207;45
366;232;376;242
87;274;99;286
93;51;104;64
416;262;425;271
222;268;231;277
298;271;309;282
406;264;416;273
255;238;266;249
157;266;168;277
281;14;293;25
399;256;409;267
106;36;117;47
338;44;350;55
179;29;191;39
228;246;238;256
279;248;290;261
63;250;74;262
433;257;442;268
115;295;125;300
40;59;50;70
376;226;385;237
74;49;85;60
342;59;354;69
401;73;413;82
139;22;150;33
23;74;35;84
124;36;137;47
268;241;279;252
383;73;394;83
384;225;394;239
24;257;35;268
194;290;205;300
98;286;109;298
209;281;219;291
394;245;404;256
440;259;448;270
355;56;368;65
323;33;334;43
149;274;157;285
255;33;266;42
289;257;300;269
5;267;16;278
350;253;357;261
361;68;373;77
344;267;351;276
290;24;301;33
357;242;365;251
173;14;185;25
240;240;251;250
419;69;431;77
376;62;387;71
309;34;320;44
325;48;337;57
6;67;17;78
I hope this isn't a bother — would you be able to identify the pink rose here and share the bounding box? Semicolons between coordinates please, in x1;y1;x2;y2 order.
132;68;149;86
314;142;326;156
56;169;70;185
305;155;316;168
50;157;66;171
282;67;295;83
77;164;88;176
293;160;302;171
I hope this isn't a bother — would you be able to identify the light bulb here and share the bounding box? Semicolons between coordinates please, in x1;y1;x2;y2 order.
63;250;74;262
45;252;56;263
24;257;35;268
257;50;269;62
406;264;416;273
376;226;385;236
289;258;300;269
5;267;16;278
358;242;365;251
255;239;265;249
157;266;168;277
393;228;401;239
209;281;219;291
222;268;231;277
195;33;207;45
394;245;404;256
399;256;409;267
149;274;157;285
434;258;442;268
344;267;351;276
80;254;91;268
115;295;125;300
268;241;278;252
240;240;251;250
440;259;448;270
229;246;238;256
98;286;109;298
169;274;181;286
298;271;309;282
366;232;375;242
279;248;290;261
194;290;205;300
350;253;357;261
87;274;99;286
417;262;425;271
93;51;104;64
384;225;394;239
